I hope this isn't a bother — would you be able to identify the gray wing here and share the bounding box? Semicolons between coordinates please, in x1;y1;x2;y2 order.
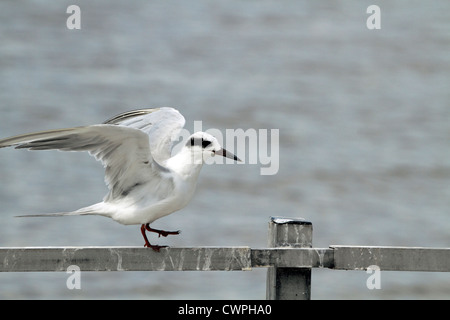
103;107;185;164
0;124;161;200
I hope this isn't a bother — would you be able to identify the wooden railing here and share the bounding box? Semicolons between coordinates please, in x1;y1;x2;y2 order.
1;217;449;299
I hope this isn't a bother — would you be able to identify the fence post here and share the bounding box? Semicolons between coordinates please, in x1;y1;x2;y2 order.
266;217;313;300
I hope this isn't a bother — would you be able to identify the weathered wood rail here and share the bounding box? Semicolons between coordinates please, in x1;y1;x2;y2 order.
1;217;449;299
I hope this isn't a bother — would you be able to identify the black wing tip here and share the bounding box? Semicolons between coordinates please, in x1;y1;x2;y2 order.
103;108;161;125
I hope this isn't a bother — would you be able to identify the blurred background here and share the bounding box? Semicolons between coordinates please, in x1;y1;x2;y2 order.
0;0;449;299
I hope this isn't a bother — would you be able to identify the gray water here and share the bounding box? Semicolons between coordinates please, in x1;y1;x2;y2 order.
0;0;449;299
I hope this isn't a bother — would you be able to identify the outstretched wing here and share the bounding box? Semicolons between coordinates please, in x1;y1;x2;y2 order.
0;124;160;200
103;107;185;164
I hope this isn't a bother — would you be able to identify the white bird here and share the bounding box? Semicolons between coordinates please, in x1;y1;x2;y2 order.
0;107;240;251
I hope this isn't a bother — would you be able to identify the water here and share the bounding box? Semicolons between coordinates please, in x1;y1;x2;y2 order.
0;0;449;299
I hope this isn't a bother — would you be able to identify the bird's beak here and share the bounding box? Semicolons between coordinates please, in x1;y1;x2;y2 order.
214;148;242;162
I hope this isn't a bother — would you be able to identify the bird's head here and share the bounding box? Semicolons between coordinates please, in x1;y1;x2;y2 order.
185;132;241;163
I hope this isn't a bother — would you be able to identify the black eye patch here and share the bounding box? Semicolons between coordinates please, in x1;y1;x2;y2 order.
202;140;212;148
187;137;212;148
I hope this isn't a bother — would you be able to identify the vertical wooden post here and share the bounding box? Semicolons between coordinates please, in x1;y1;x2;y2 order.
266;217;313;300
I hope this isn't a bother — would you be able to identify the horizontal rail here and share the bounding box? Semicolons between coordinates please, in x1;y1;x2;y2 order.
331;245;450;272
251;248;334;268
0;247;251;272
1;246;449;272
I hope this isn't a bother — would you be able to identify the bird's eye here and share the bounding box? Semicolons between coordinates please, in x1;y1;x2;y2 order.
187;137;211;148
202;140;211;148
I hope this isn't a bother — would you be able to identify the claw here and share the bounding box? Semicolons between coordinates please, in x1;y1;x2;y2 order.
144;243;168;252
145;224;181;238
140;223;180;251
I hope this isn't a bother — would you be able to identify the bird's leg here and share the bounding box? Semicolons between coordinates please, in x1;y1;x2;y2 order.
140;224;167;252
140;224;152;247
145;223;181;238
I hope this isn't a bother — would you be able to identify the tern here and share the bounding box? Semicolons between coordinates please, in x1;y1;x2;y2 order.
0;107;240;251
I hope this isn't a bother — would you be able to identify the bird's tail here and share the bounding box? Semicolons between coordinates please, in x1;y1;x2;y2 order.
15;203;110;218
15;212;91;218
